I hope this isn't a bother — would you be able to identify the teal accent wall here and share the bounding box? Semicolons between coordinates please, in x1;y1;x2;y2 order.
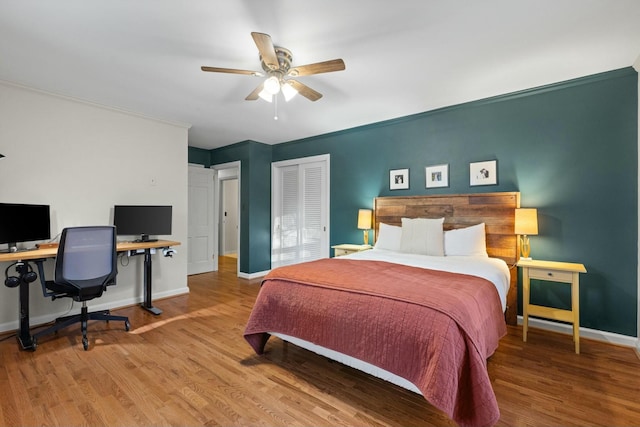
208;141;272;274
188;146;211;167
197;67;637;337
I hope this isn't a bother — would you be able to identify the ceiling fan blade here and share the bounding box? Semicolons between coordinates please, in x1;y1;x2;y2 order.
201;66;260;76
289;59;345;77
289;80;323;101
251;32;279;71
245;82;265;101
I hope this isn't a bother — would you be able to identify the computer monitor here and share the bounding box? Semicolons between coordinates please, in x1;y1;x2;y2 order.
113;205;172;242
0;203;51;253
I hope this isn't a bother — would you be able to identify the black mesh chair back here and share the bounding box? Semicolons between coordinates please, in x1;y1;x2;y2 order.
54;226;117;300
33;226;130;350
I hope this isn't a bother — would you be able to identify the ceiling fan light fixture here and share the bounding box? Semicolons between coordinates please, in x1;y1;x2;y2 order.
202;32;345;103
263;75;281;95
282;82;298;102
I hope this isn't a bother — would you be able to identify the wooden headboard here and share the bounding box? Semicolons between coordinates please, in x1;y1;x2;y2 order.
373;192;520;325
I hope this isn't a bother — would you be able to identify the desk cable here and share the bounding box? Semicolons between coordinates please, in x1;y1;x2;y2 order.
118;251;131;267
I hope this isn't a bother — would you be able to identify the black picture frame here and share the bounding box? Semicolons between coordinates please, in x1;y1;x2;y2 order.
426;164;449;188
470;160;497;186
389;168;409;190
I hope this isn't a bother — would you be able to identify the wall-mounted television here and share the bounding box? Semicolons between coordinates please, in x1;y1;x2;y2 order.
0;203;51;252
113;205;172;242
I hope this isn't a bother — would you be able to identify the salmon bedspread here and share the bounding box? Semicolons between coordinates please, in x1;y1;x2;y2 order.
244;258;507;427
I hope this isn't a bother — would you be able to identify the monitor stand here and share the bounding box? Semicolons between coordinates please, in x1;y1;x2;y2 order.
1;242;18;254
133;234;158;243
1;245;39;253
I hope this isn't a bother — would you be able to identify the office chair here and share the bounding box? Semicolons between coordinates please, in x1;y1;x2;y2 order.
33;226;130;350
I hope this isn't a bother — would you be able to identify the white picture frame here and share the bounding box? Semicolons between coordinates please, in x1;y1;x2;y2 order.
425;164;449;188
470;160;497;186
389;168;409;190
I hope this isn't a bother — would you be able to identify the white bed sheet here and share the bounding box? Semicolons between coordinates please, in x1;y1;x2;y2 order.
271;249;510;398
340;248;511;312
272;332;423;394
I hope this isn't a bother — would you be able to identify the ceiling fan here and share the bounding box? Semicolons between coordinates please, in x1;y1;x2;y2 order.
201;32;345;103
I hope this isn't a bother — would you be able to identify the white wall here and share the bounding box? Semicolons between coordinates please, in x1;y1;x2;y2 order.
0;81;190;332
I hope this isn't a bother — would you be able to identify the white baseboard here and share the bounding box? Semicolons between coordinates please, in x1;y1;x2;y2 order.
238;270;269;280
149;286;190;301
0;286;190;335
517;316;638;348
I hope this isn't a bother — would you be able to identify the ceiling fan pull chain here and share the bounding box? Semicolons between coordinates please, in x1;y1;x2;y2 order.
274;94;279;120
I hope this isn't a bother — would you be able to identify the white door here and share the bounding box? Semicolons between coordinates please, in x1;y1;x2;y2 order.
188;165;216;274
272;154;329;268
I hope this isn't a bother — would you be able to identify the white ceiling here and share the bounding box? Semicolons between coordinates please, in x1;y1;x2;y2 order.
1;1;639;150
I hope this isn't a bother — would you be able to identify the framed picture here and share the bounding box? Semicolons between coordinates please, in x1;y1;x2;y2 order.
470;160;497;186
425;164;449;188
389;168;409;190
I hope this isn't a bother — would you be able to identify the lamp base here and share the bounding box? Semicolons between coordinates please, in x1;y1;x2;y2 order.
362;229;369;246
519;257;532;261
519;235;532;260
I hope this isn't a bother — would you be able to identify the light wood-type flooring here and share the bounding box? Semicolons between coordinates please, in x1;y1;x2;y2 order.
0;256;639;426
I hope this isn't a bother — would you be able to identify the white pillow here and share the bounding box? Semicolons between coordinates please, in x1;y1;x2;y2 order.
400;217;444;256
444;223;488;257
374;222;402;251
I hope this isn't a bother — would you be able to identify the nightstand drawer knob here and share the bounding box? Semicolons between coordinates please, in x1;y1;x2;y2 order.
548;272;554;277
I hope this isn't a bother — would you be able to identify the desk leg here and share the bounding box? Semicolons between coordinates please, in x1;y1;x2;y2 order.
17;275;36;351
140;249;162;315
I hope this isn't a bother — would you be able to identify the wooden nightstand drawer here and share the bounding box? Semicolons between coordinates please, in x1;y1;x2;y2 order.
334;248;352;257
331;244;371;257
528;268;574;282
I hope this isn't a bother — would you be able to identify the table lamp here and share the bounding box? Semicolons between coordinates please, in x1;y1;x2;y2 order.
357;209;372;246
515;208;538;260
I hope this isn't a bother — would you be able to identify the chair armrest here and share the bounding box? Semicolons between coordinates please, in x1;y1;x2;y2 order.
33;259;60;298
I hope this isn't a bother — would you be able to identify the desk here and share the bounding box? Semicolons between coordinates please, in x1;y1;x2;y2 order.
0;240;180;351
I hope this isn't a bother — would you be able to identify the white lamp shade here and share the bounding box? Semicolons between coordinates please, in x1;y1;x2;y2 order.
258;89;273;103
515;208;538;235
281;82;298;102
263;76;281;95
357;209;372;230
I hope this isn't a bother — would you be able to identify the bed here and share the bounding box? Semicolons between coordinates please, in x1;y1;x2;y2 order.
244;192;520;427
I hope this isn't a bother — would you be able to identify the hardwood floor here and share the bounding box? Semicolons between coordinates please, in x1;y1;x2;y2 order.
0;255;639;426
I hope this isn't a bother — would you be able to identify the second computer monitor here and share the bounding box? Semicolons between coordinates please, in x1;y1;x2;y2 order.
113;205;172;242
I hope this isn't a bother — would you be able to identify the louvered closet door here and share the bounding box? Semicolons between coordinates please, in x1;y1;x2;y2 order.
272;156;329;269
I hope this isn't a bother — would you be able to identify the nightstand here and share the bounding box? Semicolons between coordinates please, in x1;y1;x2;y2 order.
331;244;372;257
517;259;587;354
